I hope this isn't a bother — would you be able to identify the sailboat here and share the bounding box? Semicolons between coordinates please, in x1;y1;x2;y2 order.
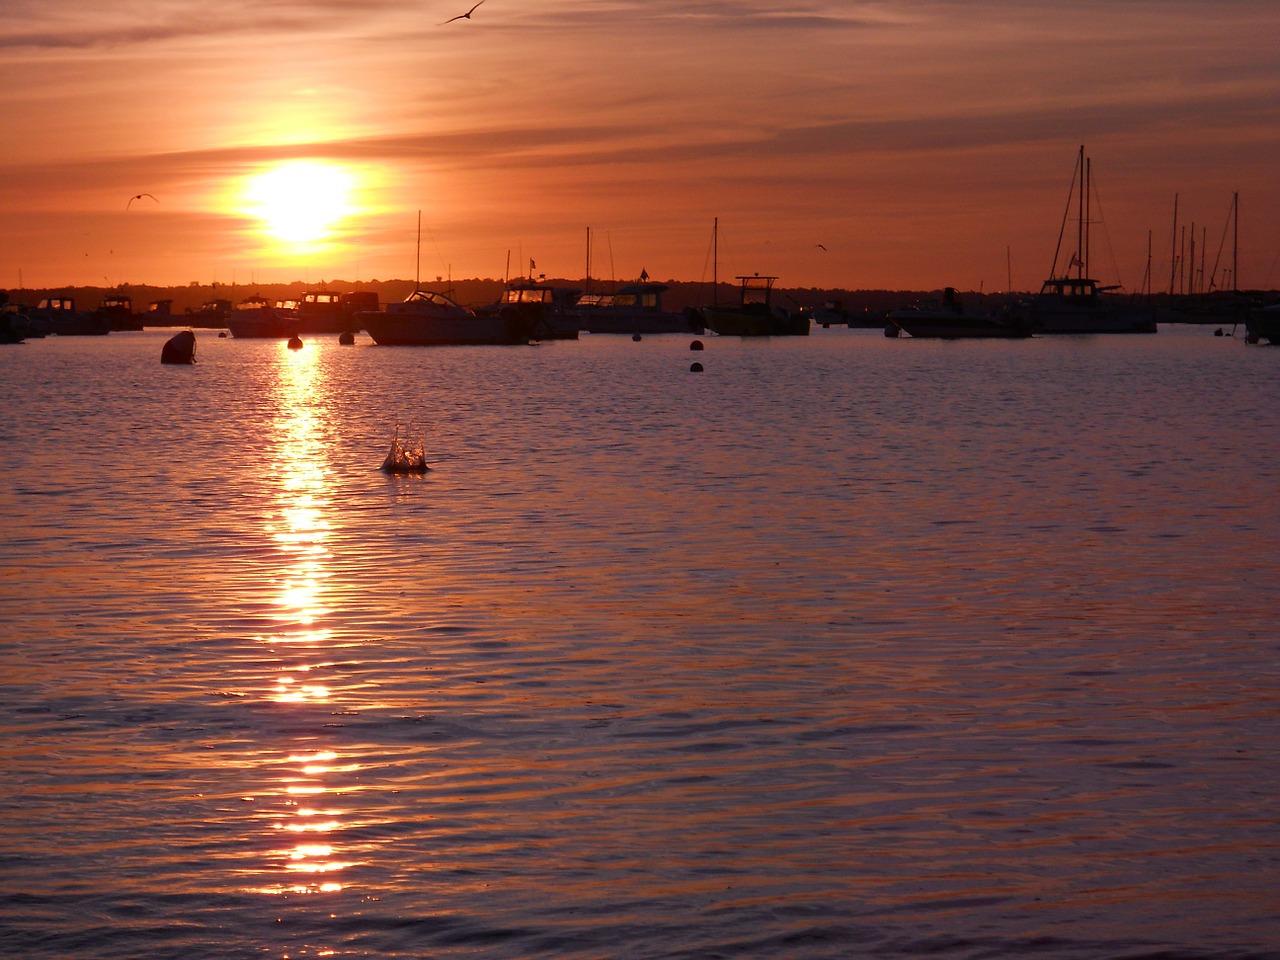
1023;146;1156;334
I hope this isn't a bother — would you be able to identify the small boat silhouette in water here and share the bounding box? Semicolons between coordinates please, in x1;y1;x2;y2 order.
381;425;430;474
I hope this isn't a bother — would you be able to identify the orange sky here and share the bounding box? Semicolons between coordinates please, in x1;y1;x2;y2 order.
2;0;1278;292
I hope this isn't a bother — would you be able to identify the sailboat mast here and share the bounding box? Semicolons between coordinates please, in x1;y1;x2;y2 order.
415;210;422;289
1075;146;1085;280
712;217;719;306
1083;154;1091;279
585;226;592;295
1168;194;1178;295
1233;191;1239;292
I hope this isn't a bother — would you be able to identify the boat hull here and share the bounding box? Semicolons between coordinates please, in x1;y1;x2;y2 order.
576;310;703;335
888;313;1034;339
1246;305;1280;344
701;306;808;337
360;311;527;346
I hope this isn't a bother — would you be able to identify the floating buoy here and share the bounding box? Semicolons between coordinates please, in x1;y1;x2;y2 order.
339;331;355;345
690;339;704;351
218;331;227;338
690;361;703;372
287;335;304;350
632;333;642;341
160;330;196;365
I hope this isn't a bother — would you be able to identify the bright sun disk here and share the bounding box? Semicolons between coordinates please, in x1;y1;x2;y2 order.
245;160;354;244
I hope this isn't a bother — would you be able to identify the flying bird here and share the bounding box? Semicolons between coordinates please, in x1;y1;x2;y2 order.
127;193;158;209
441;0;484;24
815;243;827;251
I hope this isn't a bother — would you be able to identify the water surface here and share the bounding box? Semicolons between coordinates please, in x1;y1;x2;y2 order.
2;327;1278;959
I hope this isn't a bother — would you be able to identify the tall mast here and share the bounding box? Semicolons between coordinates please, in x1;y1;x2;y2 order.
1168;194;1178;295
585;226;592;294
1076;145;1085;280
415;210;421;288
1085;155;1092;277
712;217;719;306
1233;191;1239;293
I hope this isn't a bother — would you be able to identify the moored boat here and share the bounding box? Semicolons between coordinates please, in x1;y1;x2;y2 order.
360;289;531;346
700;274;808;337
573;275;702;335
295;290;378;335
886;287;1035;339
185;298;233;328
478;279;580;340
226;295;297;339
1245;303;1280;345
27;297;111;336
1022;146;1156;334
96;293;143;331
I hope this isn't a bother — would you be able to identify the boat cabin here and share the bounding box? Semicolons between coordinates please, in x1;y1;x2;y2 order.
736;274;778;307
1039;276;1101;303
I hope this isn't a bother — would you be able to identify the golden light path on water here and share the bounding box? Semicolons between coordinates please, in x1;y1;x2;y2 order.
250;342;353;898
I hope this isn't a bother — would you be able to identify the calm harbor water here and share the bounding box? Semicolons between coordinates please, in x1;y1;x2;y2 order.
1;325;1278;959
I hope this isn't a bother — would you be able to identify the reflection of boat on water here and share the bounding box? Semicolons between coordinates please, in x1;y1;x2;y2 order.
27;297;112;336
1022;146;1156;335
360;289;531;346
886;287;1035;339
1245;303;1280;345
700;274;809;337
574;275;703;335
477;279;580;340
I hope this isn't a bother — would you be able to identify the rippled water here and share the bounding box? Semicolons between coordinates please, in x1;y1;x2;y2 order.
2;326;1278;959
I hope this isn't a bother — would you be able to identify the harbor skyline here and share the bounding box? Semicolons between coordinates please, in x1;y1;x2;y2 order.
2;0;1279;292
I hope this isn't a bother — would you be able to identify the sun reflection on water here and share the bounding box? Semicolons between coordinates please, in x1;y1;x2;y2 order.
248;343;359;898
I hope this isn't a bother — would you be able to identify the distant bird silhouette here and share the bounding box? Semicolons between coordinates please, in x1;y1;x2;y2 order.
815;243;827;251
441;0;484;24
127;193;158;209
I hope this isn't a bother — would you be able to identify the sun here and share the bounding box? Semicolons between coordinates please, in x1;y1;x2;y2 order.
244;160;355;245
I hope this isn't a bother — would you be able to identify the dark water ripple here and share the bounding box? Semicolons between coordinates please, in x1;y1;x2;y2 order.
2;328;1279;958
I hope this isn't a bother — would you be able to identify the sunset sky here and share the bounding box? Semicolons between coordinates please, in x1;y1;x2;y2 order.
2;0;1278;293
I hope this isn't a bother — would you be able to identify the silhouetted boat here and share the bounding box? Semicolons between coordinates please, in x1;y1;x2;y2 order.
360;289;531;346
697;219;806;336
294;290;378;335
1022;146;1156;335
27;297;111;336
226;295;296;339
886;287;1035;339
144;300;178;326
1245;303;1280;345
700;274;808;337
1;304;27;343
574;274;702;335
478;279;580;340
185;298;233;328
96;293;143;331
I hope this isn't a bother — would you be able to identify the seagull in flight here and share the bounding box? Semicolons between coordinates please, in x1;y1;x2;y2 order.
815;243;827;251
127;193;158;209
441;0;484;24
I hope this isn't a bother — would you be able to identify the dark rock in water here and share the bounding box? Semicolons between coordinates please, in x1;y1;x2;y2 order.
339;331;355;345
161;330;196;364
287;336;304;350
